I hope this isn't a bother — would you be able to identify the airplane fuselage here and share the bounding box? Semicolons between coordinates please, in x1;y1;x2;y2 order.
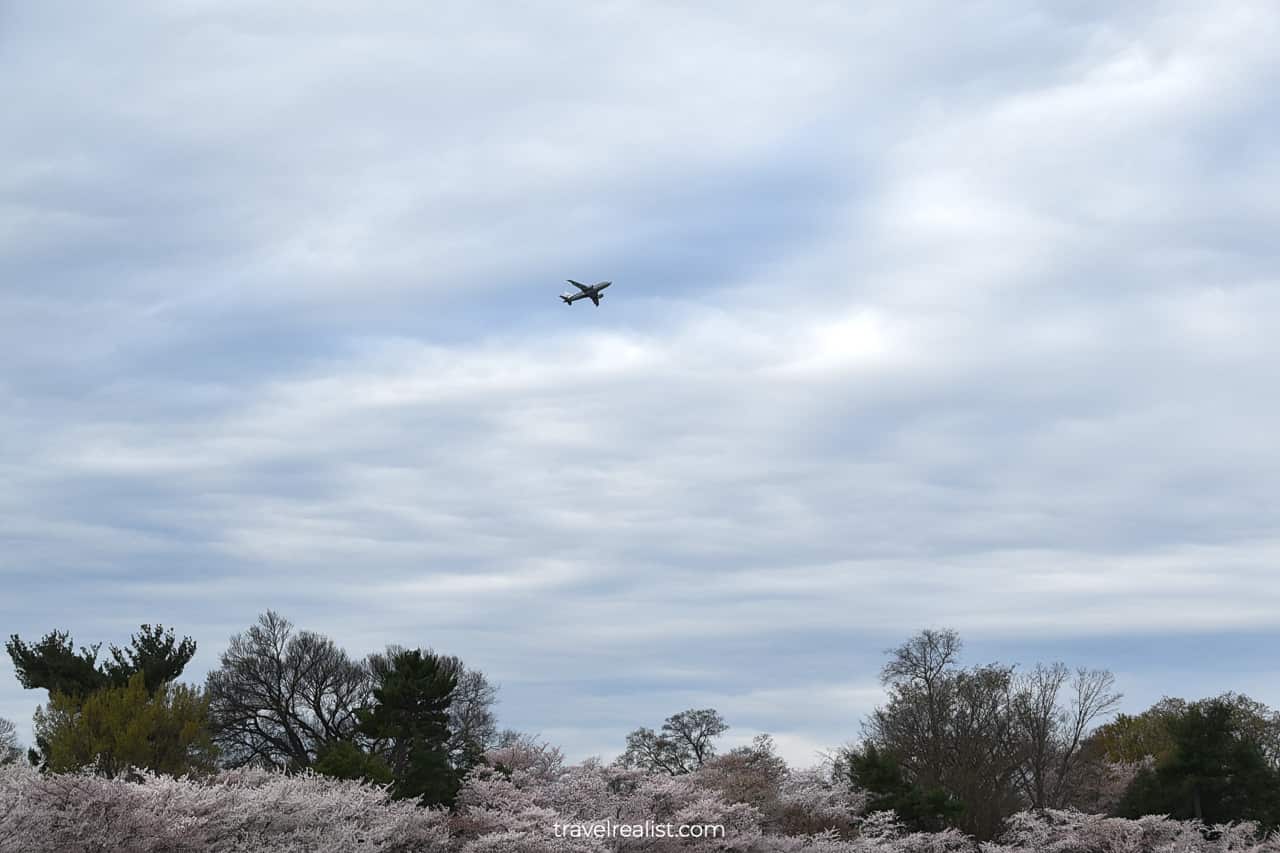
560;280;612;306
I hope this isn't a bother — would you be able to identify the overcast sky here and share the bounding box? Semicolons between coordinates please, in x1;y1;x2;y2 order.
2;1;1279;766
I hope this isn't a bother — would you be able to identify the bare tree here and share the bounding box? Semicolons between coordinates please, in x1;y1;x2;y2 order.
864;630;1126;838
869;628;966;792
620;727;686;775
865;629;1024;840
205;611;370;769
619;708;728;774
0;717;21;765
664;708;729;768
948;664;1025;837
881;628;964;687
1013;663;1121;810
448;666;499;760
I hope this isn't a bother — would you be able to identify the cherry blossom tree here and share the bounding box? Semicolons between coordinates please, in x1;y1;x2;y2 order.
0;761;450;853
5;728;1280;852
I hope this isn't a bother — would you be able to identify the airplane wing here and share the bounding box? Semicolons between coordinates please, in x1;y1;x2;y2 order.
589;293;601;306
567;280;590;293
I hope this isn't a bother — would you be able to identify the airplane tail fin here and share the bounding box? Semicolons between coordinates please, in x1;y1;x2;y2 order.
560;294;573;305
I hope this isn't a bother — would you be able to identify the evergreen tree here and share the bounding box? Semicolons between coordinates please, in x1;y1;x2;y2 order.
101;624;198;693
313;738;394;785
1118;698;1280;827
843;742;964;832
9;624;198;769
33;672;217;778
5;630;106;700
357;648;460;806
7;624;196;700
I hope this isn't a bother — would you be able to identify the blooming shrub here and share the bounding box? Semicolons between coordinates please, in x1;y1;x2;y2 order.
980;808;1280;853
485;735;566;785
4;760;1280;853
456;757;763;852
452;765;567;842
773;768;867;837
0;762;450;853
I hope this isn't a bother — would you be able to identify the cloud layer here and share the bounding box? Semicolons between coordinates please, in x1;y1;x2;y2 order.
2;1;1279;764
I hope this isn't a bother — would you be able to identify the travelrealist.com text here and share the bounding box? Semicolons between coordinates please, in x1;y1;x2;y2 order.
551;820;726;839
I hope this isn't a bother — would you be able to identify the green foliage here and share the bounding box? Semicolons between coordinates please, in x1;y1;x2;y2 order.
1094;693;1280;768
9;625;200;768
314;739;394;785
101;624;198;693
1117;697;1280;827
844;742;964;832
34;672;218;778
7;624;196;702
357;648;460;806
396;745;460;808
6;630;106;700
1091;698;1186;764
449;734;487;780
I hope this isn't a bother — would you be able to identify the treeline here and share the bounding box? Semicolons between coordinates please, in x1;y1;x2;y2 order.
4;613;497;807
836;629;1280;837
608;629;1280;839
3;619;1280;845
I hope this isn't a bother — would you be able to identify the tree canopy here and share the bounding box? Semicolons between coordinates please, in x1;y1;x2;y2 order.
619;708;729;775
860;628;1122;840
205;611;368;770
1117;696;1280;827
843;741;963;832
6;625;196;701
33;672;217;778
357;648;460;806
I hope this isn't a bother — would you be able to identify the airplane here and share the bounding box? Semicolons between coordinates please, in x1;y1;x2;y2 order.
560;279;612;306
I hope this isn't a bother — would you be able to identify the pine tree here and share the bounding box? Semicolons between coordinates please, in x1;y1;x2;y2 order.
357;649;460;806
7;624;196;700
